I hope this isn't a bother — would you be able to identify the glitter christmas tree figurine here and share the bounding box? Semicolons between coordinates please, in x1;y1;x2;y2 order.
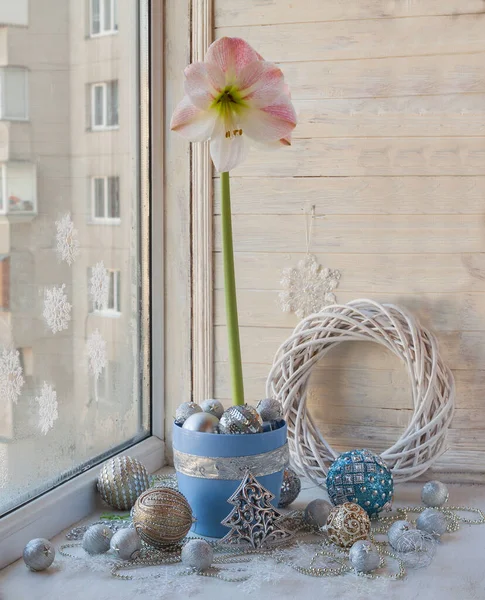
221;471;293;549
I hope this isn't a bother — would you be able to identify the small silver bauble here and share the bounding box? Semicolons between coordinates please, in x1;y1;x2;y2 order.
219;404;263;434
82;524;113;554
278;467;301;508
200;398;224;419
97;455;150;510
175;401;202;425
349;540;381;573
421;480;449;507
304;499;333;528
387;520;413;551
182;411;219;433
110;528;142;560
23;538;55;571
416;508;447;537
256;397;282;421
181;539;214;571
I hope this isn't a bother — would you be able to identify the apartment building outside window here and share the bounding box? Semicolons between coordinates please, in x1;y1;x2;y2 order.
90;0;118;36
91;81;119;130
92;176;120;222
0;68;28;121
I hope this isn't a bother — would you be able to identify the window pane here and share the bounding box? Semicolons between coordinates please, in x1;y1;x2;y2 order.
108;270;114;309
103;0;112;32
3;69;28;120
107;80;118;126
93;178;105;218
93;85;104;127
91;0;101;34
108;177;119;218
113;0;118;30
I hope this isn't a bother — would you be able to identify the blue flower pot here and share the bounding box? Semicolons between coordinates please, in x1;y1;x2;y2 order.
173;421;288;538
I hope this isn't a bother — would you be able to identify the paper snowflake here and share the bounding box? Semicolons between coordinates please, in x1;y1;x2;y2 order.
86;329;107;380
90;261;109;310
279;253;341;319
35;382;59;435
55;212;80;265
43;284;72;334
0;348;25;405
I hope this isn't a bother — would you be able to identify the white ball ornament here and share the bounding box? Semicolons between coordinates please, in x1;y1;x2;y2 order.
304;499;333;528
181;539;214;571
421;481;449;507
200;398;224;419
349;540;381;573
416;508;448;537
110;528;142;560
175;402;202;425
23;538;55;571
182;412;219;432
387;520;413;551
82;524;113;554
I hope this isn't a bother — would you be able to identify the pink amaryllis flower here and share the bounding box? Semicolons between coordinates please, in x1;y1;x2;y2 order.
170;36;296;172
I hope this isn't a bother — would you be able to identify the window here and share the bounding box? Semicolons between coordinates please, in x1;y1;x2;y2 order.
107;269;121;313
92;176;120;221
91;81;119;130
88;267;121;314
0;68;28;121
0;162;37;216
90;0;118;36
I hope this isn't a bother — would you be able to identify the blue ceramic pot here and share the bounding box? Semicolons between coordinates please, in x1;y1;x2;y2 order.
173;421;288;538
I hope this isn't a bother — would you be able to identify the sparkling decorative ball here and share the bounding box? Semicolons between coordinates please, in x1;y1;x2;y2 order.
278;467;301;508
181;539;214;571
23;538;55;571
387;520;413;551
132;488;193;549
416;508;448;537
182;411;219;433
326;502;371;548
219;404;263;434
200;398;224;419
97;455;150;511
421;481;449;507
304;499;333;528
349;540;381;573
256;398;282;422
175;402;202;425
82;524;113;554
326;448;394;516
110;528;142;560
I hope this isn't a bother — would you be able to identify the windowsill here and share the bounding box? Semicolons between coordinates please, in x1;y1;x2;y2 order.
0;117;29;123
0;212;37;224
89;218;121;226
91;310;121;318
88;31;119;39
89;125;120;132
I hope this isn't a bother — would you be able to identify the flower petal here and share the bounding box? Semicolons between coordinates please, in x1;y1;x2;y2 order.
240;93;297;143
184;62;225;110
170;96;217;142
206;37;262;79
210;119;249;172
237;61;285;108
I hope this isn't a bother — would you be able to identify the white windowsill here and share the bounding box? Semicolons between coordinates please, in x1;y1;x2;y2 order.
91;310;121;318
89;218;121;226
88;30;119;39
90;125;120;132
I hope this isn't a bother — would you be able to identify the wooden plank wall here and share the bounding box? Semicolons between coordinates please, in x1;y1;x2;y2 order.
212;1;485;478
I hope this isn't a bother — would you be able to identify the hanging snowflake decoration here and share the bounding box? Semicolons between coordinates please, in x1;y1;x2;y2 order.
35;382;59;435
43;284;72;334
55;212;80;265
90;261;109;310
0;348;24;405
86;329;107;381
279;254;341;319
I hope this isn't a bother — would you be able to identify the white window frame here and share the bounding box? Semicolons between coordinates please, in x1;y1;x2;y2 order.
0;161;37;217
0;67;29;121
90;0;118;37
90;81;119;130
91;176;120;223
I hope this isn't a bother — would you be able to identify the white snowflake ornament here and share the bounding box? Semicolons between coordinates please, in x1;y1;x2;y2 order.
43;284;72;334
55;212;80;265
279;254;341;319
86;329;107;381
35;382;58;435
90;261;109;310
0;348;25;405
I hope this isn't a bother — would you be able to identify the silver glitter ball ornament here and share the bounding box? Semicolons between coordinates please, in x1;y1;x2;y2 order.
387;520;413;551
97;455;150;510
304;499;333;528
23;538;55;571
175;401;202;425
349;540;380;573
110;528;142;560
200;398;224;419
82;524;113;554
181;539;214;571
219;404;263;434
278;467;301;508
182;411;219;432
256;398;282;421
416;508;447;537
421;480;449;507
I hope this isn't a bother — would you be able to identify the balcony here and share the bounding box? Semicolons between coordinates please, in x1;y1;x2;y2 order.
0;0;28;27
0;162;37;222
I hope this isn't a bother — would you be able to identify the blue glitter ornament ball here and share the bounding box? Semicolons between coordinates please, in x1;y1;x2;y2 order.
326;449;394;516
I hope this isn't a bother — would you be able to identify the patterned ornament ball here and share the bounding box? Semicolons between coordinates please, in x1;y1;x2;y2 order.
110;528;142;560
82;524;113;555
304;499;333;528
23;538;55;571
200;398;224;419
326;502;371;548
219;404;263;434
97;455;150;511
278;467;301;508
349;540;381;573
326;448;394;516
421;481;449;507
256;398;282;421
416;508;448;537
132;488;193;549
387;520;413;551
175;401;202;425
182;412;219;433
181;539;214;571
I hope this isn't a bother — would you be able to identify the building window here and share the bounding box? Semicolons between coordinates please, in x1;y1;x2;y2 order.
90;81;118;130
89;267;121;314
0;68;28;121
92;176;120;222
0;162;37;217
107;269;121;313
90;0;118;36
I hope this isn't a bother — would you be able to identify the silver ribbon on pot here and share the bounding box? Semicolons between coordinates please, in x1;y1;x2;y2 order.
173;443;289;480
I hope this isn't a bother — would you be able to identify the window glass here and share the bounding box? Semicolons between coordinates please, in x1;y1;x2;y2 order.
91;0;101;35
3;69;28;120
93;84;104;127
94;177;105;217
108;177;119;218
107;81;118;126
103;0;112;32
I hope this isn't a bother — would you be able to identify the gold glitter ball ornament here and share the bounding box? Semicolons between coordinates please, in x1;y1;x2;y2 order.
326;502;371;548
97;456;150;511
132;488;194;548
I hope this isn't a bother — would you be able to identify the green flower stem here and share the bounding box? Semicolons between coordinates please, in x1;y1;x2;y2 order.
220;171;244;406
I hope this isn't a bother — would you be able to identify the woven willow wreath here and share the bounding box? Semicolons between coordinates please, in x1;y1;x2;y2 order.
266;300;455;483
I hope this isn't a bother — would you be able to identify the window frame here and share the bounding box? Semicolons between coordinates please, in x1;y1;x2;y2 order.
91;175;121;223
90;0;118;38
90;81;119;131
0;67;29;122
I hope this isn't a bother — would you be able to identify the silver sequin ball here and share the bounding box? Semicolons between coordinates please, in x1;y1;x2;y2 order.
23;538;55;571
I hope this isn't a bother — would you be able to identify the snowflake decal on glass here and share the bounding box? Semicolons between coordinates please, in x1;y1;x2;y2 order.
43;284;72;334
86;329;107;381
0;348;25;405
55;212;80;265
35;382;59;435
279;253;341;319
90;261;109;310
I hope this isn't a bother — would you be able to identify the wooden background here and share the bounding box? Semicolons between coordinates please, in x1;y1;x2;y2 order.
211;0;485;479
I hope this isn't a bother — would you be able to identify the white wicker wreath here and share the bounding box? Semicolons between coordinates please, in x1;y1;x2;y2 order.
266;299;455;483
